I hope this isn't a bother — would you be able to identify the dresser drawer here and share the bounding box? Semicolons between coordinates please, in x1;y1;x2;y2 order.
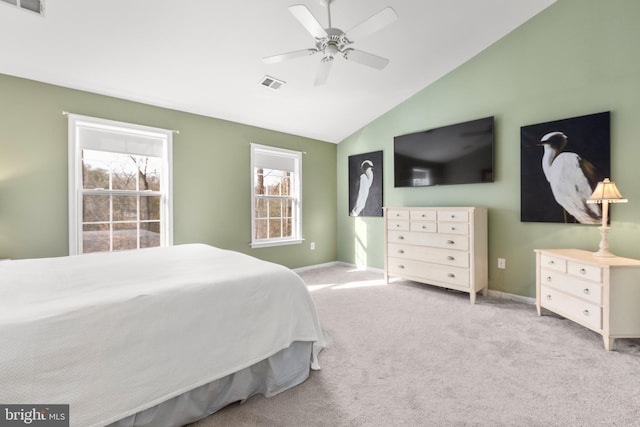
438;222;469;235
410;209;437;221
387;257;470;287
540;254;567;273
540;285;602;330
387;230;469;251
388;220;410;231
388;243;469;268
540;270;603;305
437;210;469;222
567;261;602;283
386;209;409;220
410;222;437;233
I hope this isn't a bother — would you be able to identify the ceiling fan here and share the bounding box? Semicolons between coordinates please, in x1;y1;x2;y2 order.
263;0;398;86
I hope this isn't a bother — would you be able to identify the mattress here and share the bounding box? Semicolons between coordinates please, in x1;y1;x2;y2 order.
0;244;325;427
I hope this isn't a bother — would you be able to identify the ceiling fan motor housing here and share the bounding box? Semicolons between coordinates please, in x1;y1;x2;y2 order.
316;28;350;60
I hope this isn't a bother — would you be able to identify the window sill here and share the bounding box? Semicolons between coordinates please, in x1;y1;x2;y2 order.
250;239;303;249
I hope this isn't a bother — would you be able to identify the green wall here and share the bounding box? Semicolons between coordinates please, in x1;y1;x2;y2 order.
337;0;640;298
0;75;337;268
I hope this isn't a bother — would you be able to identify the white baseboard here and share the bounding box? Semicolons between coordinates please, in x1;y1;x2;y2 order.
293;261;341;273
486;289;536;305
294;261;384;274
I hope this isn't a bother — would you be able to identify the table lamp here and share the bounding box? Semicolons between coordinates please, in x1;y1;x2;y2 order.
587;178;628;257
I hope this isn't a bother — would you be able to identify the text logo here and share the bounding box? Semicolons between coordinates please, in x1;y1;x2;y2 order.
0;405;69;427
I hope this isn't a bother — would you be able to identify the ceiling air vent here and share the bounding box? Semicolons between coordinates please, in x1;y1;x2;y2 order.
260;75;285;91
0;0;45;15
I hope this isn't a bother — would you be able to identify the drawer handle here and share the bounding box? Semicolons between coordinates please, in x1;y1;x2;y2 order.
546;295;552;300
421;214;426;218
398;265;405;269
447;240;455;245
398;250;405;254
580;268;587;275
546;276;552;282
583;288;590;295
451;227;456;231
583;309;590;316
398;236;405;240
447;256;455;261
422;225;427;229
450;214;456;219
447;273;455;278
396;224;401;227
548;260;555;265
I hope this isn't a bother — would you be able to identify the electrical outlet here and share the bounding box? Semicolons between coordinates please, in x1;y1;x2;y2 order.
310;242;316;250
497;258;506;269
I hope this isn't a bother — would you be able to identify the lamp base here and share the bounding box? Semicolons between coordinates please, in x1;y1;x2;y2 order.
593;248;615;257
593;226;615;257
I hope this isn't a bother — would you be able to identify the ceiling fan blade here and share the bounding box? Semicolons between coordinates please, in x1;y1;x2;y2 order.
343;49;390;70
315;58;333;86
345;7;398;41
289;4;328;39
263;49;318;64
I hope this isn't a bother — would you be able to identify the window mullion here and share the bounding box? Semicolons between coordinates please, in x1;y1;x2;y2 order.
109;192;114;252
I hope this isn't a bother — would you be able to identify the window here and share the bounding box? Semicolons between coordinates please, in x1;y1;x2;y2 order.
251;143;302;248
68;114;173;255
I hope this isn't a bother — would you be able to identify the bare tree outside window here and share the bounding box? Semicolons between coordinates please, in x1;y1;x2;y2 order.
82;150;162;253
254;168;293;241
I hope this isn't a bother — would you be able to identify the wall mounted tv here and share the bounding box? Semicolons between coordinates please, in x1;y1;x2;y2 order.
393;116;495;188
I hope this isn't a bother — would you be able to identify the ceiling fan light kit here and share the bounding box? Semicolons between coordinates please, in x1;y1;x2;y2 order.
263;0;398;85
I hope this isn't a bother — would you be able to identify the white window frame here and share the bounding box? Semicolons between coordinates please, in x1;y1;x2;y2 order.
68;114;173;255
250;143;302;248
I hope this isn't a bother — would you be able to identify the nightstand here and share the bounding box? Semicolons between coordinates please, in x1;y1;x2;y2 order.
535;248;640;350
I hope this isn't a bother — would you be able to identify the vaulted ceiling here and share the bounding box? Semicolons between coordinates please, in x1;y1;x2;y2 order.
0;0;556;143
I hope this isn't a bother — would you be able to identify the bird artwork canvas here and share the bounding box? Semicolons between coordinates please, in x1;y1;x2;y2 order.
349;150;383;217
521;111;610;224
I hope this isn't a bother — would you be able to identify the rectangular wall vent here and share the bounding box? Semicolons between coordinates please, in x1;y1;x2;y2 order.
0;0;44;15
260;75;285;91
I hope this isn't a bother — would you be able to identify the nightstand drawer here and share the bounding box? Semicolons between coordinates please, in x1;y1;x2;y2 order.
540;270;603;305
567;262;602;283
540;254;566;273
540;285;602;330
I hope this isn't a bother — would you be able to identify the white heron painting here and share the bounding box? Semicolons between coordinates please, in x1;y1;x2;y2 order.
349;150;383;217
520;112;610;224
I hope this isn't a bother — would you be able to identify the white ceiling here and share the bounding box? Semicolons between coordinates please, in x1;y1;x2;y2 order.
0;0;556;143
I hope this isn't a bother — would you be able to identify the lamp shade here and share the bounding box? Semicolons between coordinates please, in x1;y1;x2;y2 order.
587;178;628;204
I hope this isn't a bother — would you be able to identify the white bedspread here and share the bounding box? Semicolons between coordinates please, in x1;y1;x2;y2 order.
0;244;325;427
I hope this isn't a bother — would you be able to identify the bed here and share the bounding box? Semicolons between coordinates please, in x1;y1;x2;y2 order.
0;243;325;427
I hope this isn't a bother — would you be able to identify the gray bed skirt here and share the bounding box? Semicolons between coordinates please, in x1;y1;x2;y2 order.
108;341;313;427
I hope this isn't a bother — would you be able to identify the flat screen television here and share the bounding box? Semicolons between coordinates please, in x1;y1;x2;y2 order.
394;116;495;188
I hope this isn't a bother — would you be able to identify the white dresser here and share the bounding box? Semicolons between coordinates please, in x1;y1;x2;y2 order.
384;206;488;304
535;248;640;350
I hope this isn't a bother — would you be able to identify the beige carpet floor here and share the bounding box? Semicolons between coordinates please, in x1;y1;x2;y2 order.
190;264;640;426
